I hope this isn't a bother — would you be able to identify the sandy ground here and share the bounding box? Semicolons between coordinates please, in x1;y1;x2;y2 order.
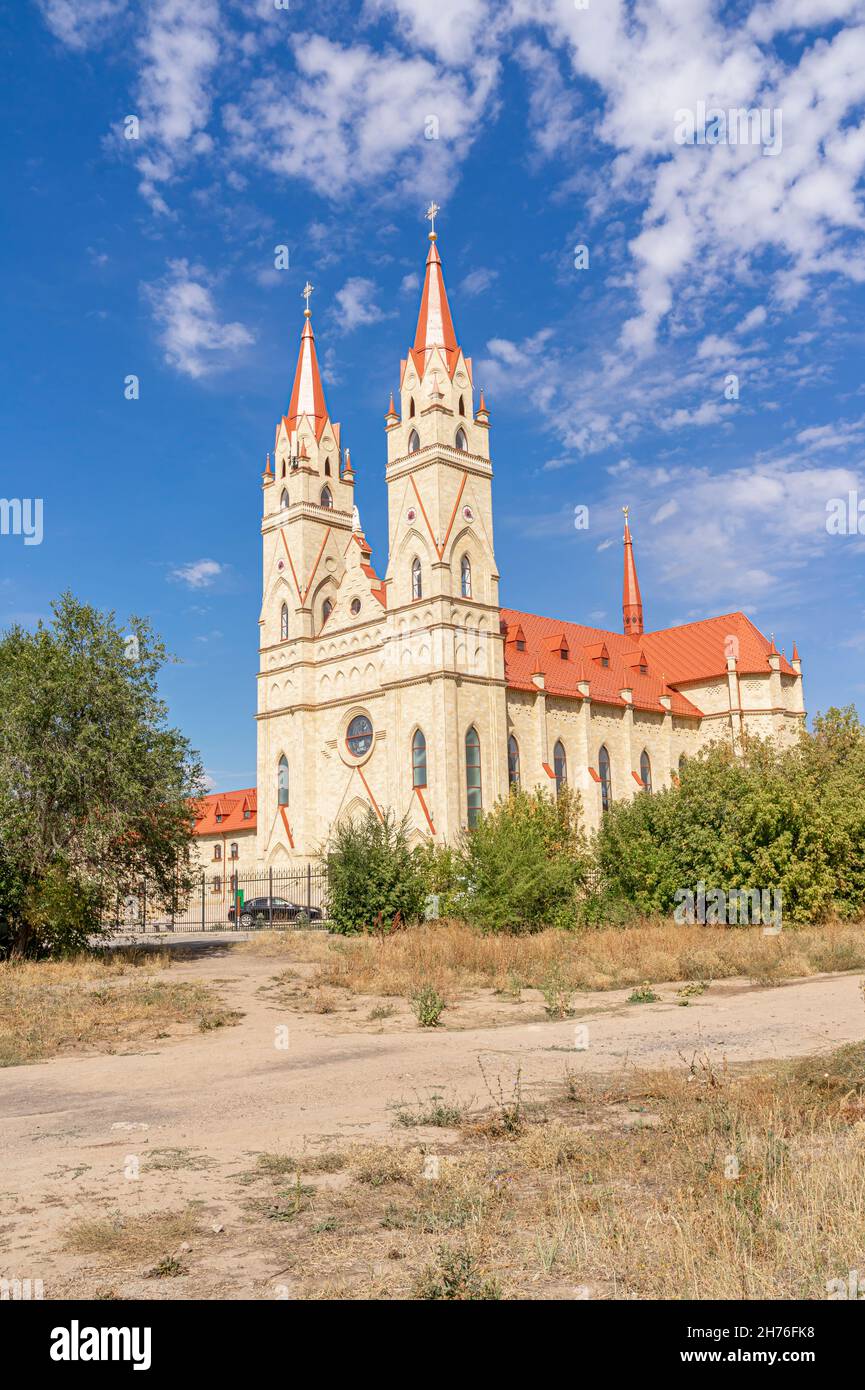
1;943;862;1299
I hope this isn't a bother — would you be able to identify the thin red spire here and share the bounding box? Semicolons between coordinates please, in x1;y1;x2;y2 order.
622;507;644;638
286;304;329;438
413;233;458;357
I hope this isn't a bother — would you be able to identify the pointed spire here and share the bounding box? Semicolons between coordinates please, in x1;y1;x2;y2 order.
413;217;458;358
622;506;644;638
286;286;329;438
385;390;399;425
476;388;489;420
792;641;800;662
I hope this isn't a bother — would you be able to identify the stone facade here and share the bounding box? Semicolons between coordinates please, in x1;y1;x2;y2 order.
195;226;806;867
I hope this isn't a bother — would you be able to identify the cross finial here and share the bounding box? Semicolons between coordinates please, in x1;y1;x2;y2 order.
425;200;440;240
302;281;314;316
622;504;630;521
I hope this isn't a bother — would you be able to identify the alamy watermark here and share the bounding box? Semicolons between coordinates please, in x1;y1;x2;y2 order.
0;498;43;546
674;882;782;933
674;102;782;157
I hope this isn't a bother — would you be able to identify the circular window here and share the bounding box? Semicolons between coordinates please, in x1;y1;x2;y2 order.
350;598;361;616
406;507;417;523
346;714;373;757
463;505;474;522
277;560;285;571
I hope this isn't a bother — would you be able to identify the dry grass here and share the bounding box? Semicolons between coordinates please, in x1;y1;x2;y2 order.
236;919;865;1001
270;1042;865;1299
0;950;238;1066
63;1207;202;1262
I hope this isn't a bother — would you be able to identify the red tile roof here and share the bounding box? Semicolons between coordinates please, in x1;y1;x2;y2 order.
500;607;793;717
193;788;257;836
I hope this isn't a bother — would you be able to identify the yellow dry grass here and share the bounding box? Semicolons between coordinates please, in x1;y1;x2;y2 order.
237;919;865;1000
0;949;236;1067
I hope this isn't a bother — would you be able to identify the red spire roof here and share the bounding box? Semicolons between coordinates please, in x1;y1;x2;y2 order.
414;235;458;357
286;310;329;439
622;508;644;638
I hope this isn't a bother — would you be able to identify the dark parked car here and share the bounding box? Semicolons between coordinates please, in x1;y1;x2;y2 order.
227;896;323;927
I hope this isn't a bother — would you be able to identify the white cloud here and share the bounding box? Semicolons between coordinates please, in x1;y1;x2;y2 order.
460;266;498;296
737;304;767;332
37;0;127;50
170;559;224;588
144;259;253;378
400;271;420;295
333;277;384;332
363;0;495;66
223;35;498;200
134;0;221;213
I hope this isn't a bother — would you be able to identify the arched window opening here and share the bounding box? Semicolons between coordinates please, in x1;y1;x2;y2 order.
280;488;289;510
412;729;427;788
640;750;652;793
320;485;333;508
458;395;465;416
281;458;286;478
460;554;472;599
212;874;222;893
230;842;239;860
324;458;331;476
409;397;416;418
277;754;289;807
599;745;612;813
466;726;482;829
411;556;422;600
508;734;520;789
280;602;289;641
679;753;688;774
213;843;222;861
455;427;468;451
408;429;420;453
322;597;333;625
553;740;567;796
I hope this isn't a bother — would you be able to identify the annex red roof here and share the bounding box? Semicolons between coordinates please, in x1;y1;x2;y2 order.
193;788;257;836
640;613;796;683
500;607;795;716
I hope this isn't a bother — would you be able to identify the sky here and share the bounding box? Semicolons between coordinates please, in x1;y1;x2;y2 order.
3;0;865;791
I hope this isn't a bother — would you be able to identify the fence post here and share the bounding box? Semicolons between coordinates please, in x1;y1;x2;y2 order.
307;863;311;912
201;870;205;932
142;877;147;934
269;867;273;928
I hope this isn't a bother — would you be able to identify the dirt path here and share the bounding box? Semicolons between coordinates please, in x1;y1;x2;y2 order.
1;949;862;1298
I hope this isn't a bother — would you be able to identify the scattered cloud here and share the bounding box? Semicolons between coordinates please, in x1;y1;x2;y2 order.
144;259;253;378
170;559;225;588
37;0;128;51
333;277;385;332
460;266;498;296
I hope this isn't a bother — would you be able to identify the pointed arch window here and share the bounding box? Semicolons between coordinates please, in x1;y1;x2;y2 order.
599;745;612;813
412;729;427;788
322;597;333;625
460;554;472;599
324;458;331;476
458;395;465;416
508;734;520;789
320;485;333;508
553;740;567;795
466;726;482;828
409;397;416;418
408;429;420;453
280;602;289;641
455;427;468;451
640;750;652;793
411;556;422;600
678;753;688;775
280;488;289;510
277;755;289;807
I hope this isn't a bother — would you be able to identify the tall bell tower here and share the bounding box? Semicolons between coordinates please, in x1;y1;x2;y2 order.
257;284;355;863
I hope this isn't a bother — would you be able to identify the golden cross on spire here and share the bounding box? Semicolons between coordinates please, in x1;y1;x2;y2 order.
425;200;440;239
302;281;314;316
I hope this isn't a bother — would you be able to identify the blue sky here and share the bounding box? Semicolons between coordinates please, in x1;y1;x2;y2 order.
4;0;865;789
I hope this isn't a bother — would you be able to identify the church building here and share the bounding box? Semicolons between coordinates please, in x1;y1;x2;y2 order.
193;215;805;877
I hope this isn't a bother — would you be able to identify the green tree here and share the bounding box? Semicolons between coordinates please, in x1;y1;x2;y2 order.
324;808;427;935
456;786;590;933
0;593;205;956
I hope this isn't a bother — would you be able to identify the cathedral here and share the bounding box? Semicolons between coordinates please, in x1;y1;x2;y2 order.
192;217;805;879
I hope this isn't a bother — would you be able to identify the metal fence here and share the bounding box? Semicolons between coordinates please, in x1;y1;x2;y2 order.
107;865;330;935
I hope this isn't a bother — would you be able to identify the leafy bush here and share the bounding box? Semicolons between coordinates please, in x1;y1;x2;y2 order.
595;707;865;926
410;983;446;1026
324;809;427;935
456;786;591;933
